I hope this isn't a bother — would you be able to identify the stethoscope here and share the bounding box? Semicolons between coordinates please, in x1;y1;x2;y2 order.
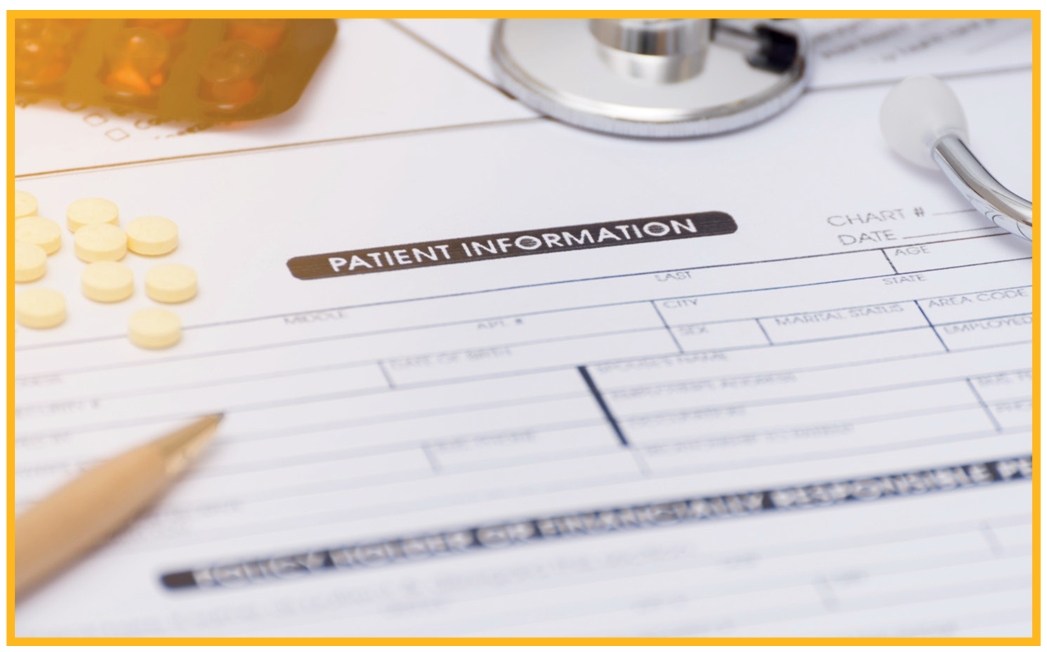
490;19;1033;242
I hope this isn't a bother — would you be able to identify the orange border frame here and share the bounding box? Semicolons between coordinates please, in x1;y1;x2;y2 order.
6;8;1040;646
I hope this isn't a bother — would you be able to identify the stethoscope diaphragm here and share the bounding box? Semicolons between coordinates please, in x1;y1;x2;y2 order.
490;19;810;138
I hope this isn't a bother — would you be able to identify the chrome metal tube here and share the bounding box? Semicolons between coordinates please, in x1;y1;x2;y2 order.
589;19;711;84
932;135;1032;241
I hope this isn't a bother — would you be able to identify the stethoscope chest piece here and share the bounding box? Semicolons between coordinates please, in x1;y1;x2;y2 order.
491;19;810;138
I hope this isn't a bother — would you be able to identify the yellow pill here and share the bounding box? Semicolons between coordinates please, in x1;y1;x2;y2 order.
82;261;134;302
16;288;66;329
145;263;197;303
129;308;181;349
15;241;47;283
67;197;119;232
15;190;38;219
15;217;62;254
74;223;127;262
126;216;178;255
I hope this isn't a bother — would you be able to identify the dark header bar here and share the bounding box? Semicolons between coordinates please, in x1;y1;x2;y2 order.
160;454;1031;591
286;211;737;280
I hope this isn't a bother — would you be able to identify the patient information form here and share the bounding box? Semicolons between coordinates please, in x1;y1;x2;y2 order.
13;21;1032;638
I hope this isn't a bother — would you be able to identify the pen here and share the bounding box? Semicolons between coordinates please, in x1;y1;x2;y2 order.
15;413;223;598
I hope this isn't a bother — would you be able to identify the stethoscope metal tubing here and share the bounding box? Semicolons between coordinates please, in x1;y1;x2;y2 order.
932;135;1033;241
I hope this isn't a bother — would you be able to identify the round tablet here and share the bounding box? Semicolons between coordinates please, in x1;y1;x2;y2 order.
82;261;134;302
74;223;127;262
15;217;62;254
129;308;181;349
145;263;197;303
67;197;119;232
15;241;47;283
126;216;178;255
14;190;38;219
16;288;66;329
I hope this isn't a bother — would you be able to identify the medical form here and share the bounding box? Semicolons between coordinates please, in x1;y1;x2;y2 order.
13;19;1033;637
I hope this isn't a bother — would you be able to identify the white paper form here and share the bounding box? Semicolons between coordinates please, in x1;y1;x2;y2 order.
13;45;1032;637
804;19;1033;89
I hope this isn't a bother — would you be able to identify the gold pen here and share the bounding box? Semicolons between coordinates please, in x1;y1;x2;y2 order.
15;413;223;598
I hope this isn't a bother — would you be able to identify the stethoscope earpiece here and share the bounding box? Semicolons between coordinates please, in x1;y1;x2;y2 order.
880;76;1032;241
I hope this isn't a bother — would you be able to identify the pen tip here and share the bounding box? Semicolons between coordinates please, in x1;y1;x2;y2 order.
155;413;224;473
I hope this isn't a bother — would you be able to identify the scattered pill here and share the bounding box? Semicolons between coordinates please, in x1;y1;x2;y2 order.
15;216;62;254
129;308;181;349
15;241;47;283
74;223;127;262
67;197;119;232
82;261;134;303
14;190;38;219
126;216;178;255
145;263;197;303
16;288;66;329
